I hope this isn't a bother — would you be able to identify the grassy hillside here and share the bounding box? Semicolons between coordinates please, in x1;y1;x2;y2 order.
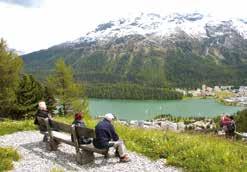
116;125;247;172
1;116;247;171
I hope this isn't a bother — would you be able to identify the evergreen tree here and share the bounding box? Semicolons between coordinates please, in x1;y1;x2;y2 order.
13;75;44;119
235;109;247;132
43;86;56;114
0;39;23;117
47;58;85;115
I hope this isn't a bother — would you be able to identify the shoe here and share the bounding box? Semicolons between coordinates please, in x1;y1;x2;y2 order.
120;155;130;163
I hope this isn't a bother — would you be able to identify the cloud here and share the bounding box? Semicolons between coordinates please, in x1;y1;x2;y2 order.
0;0;247;53
0;0;43;7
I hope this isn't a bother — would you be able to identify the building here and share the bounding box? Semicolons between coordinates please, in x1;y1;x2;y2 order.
220;86;233;90
188;89;201;97
214;86;221;92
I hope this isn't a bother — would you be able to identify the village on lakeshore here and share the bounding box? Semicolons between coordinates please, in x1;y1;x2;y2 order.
175;84;247;107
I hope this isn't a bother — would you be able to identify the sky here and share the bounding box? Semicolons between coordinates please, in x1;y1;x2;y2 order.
0;0;247;53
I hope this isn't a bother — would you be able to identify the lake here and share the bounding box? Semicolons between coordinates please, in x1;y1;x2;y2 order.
88;98;244;120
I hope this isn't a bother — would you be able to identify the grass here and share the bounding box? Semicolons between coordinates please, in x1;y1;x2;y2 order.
214;91;236;106
0;115;93;136
0;119;35;136
55;116;247;171
115;124;247;172
1;116;247;171
0;147;20;172
0;119;35;171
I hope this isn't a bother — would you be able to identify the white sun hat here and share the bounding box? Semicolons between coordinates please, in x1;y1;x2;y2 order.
104;113;115;120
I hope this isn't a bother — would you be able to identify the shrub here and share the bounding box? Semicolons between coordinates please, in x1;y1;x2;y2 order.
235;109;247;132
0;147;20;172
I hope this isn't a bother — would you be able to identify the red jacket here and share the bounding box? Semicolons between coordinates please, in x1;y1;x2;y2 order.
220;116;232;126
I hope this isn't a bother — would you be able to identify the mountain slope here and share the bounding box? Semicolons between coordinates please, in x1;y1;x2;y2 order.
22;13;247;88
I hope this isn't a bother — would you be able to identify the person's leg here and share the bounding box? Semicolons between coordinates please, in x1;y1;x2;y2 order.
109;140;130;162
40;128;48;142
109;140;126;157
43;133;48;142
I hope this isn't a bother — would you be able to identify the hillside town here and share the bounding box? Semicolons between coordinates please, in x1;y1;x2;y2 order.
176;85;247;106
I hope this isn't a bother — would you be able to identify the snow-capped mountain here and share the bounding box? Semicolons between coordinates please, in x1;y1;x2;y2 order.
70;12;247;44
23;12;247;88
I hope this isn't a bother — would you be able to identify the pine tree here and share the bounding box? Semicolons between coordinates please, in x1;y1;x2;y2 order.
14;75;44;119
0;39;23;117
43;86;56;114
47;58;85;115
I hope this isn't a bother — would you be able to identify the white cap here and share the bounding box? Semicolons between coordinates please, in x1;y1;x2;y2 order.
38;101;47;110
104;113;114;120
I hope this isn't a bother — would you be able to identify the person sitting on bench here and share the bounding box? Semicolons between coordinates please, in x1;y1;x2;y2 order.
34;101;52;142
93;113;130;162
220;114;236;138
71;112;91;144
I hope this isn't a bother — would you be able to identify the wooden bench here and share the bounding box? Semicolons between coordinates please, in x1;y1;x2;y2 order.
37;117;108;164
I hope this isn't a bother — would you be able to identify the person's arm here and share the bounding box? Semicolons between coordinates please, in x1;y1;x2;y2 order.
110;124;119;141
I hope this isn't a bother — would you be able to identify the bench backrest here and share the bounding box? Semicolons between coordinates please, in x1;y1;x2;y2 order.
36;117;95;138
75;126;95;138
50;120;72;134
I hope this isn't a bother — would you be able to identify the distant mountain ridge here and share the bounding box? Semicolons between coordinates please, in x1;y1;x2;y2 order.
22;12;247;88
9;48;26;56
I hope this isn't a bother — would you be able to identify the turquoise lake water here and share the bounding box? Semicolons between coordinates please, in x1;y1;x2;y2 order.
88;98;244;120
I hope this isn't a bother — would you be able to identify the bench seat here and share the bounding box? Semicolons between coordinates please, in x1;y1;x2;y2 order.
80;144;108;154
52;131;75;146
52;131;71;141
52;131;108;154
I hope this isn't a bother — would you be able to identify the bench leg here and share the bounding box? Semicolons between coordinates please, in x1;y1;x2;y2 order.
46;140;59;151
76;150;94;165
42;133;48;142
104;152;110;159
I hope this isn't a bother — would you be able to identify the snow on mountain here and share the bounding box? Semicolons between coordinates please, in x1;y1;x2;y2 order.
70;12;247;45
